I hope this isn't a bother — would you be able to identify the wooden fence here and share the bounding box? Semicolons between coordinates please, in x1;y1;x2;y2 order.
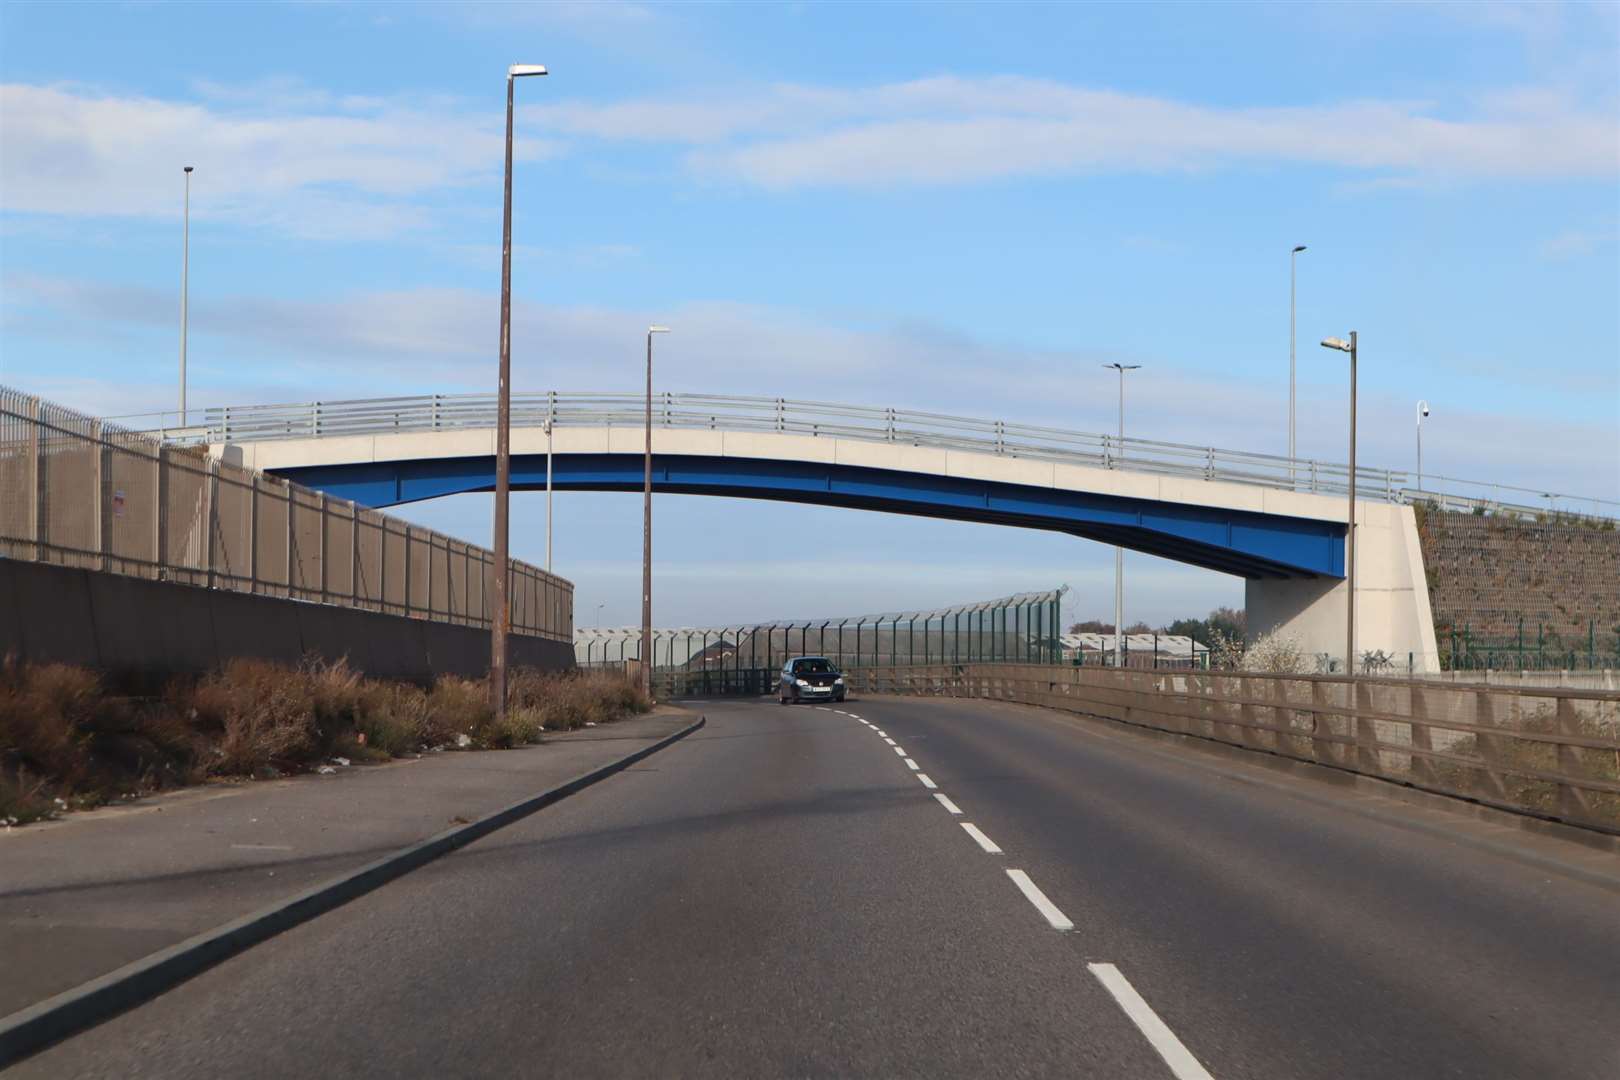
850;663;1620;833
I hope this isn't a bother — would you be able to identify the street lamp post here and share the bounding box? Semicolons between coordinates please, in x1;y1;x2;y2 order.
1103;362;1141;668
1416;400;1430;492
491;63;547;723
1289;245;1307;471
180;166;194;426
1321;332;1357;673
544;419;554;573
642;325;671;699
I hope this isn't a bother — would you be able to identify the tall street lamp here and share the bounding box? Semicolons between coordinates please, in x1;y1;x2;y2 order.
642;325;671;699
1416;400;1430;492
1103;361;1141;668
491;62;547;723
1321;332;1357;673
1289;244;1307;474
180;166;194;426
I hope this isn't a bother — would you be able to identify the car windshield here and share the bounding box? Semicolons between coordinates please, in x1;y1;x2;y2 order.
792;658;834;674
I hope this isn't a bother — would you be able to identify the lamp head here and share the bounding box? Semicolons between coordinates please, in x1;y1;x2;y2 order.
508;64;548;78
1292;244;1307;253
1320;337;1352;353
648;325;671;335
1418;400;1430;418
183;165;194;174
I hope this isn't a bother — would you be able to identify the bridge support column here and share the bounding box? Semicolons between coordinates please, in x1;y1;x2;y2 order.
1246;503;1438;674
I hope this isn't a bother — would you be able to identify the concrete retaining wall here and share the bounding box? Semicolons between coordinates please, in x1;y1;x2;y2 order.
0;559;572;681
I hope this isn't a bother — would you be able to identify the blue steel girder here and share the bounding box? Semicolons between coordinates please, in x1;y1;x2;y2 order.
274;452;1345;580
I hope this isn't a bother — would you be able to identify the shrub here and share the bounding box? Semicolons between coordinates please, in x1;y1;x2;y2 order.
185;659;322;776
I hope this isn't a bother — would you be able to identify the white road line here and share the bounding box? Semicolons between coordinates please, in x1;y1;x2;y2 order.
933;793;963;814
875;730;886;737
892;746;907;756
904;758;920;771
1087;963;1214;1080
883;737;896;745
1005;869;1073;931
960;822;1002;853
916;773;938;789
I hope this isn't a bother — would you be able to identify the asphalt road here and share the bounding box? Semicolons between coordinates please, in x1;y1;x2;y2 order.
15;695;1620;1079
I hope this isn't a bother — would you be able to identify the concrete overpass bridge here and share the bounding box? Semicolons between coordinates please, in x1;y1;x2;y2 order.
148;393;1440;671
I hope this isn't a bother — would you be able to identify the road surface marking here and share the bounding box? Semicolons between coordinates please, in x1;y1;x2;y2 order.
933;793;963;814
231;843;293;852
1087;963;1214;1080
960;822;1002;853
905;758;920;770
916;773;938;789
883;737;896;745
875;730;887;736
1006;869;1073;931
893;746;907;756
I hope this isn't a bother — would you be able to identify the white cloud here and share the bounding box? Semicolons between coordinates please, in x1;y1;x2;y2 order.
526;74;1619;187
0;82;558;238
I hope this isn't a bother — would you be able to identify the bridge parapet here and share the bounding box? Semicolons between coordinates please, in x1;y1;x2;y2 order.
110;392;1618;525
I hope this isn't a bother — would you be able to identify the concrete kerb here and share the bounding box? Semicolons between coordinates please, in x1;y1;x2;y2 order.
0;713;706;1068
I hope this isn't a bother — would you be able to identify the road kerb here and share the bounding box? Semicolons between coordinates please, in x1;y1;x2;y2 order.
0;714;706;1069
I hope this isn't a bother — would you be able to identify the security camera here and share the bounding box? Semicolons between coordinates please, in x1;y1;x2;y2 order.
1421;405;1430;417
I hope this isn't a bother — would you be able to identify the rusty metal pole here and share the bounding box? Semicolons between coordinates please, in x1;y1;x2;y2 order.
491;64;547;720
642;326;669;699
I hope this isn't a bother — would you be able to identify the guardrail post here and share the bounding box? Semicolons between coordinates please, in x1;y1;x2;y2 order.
1554;696;1592;824
317;492;328;604
91;420;106;572
311;401;321;437
284;479;294;597
246;473;258;594
1354;679;1378;774
1408;682;1434;784
886;408;895;441
995;420;1005;454
1205;447;1215;480
27;396;44;561
1471;689;1511;802
205;458;218;589
154;443;169;581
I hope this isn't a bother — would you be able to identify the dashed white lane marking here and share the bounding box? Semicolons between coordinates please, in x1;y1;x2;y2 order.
1005;869;1073;931
916;773;938;789
1087;963;1214;1080
960;822;1003;853
904;758;920;771
883;737;896;745
933;793;963;814
875;730;887;737
892;746;907;757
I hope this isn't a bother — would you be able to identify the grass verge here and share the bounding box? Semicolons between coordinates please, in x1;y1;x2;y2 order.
0;657;650;827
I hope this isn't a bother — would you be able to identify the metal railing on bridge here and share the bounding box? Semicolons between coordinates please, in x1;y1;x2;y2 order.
575;588;1065;698
101;391;1619;524
0;387;573;641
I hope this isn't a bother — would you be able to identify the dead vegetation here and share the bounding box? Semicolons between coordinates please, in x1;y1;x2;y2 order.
0;657;651;827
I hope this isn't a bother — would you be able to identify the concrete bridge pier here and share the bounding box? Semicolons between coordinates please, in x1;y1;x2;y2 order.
1247;502;1438;673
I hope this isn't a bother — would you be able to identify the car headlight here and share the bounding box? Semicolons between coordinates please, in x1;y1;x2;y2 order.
796;678;809;687
834;677;845;684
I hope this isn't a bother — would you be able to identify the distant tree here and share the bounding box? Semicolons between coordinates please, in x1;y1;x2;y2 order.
1068;619;1114;634
1206;606;1246;641
1124;621;1153;634
1164;617;1206;640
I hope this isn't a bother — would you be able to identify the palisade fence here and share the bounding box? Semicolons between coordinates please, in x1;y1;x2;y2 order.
575;589;1066;697
0;388;573;641
851;664;1620;833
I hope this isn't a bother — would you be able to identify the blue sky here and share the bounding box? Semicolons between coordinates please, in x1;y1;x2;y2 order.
2;1;1617;629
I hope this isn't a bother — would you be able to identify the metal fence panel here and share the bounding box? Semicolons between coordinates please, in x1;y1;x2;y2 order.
0;387;573;643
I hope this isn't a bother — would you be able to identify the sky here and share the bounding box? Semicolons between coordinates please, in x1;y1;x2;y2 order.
2;0;1617;631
